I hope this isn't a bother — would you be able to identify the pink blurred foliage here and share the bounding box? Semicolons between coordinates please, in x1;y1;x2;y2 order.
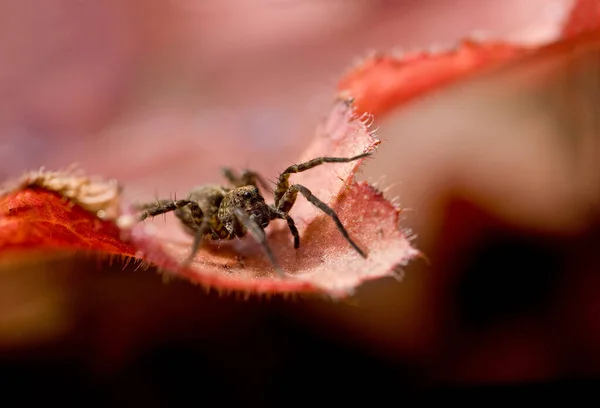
0;0;571;191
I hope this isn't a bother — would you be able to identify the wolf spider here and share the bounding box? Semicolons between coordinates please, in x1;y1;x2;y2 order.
134;153;370;276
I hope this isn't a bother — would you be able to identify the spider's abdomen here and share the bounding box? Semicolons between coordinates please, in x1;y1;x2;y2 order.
187;184;229;215
172;184;231;238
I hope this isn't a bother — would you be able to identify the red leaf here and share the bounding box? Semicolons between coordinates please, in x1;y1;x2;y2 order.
0;186;135;258
338;0;599;118
562;0;600;38
5;0;590;298
122;99;419;297
0;100;419;298
338;40;529;117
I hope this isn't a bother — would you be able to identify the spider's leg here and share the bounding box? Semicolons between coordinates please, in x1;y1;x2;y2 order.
133;199;174;211
137;199;192;221
170;201;210;266
278;184;367;258
222;168;273;194
241;170;273;195
174;201;205;230
233;208;285;277
222;168;241;185
274;153;371;206
183;217;211;267
269;207;300;249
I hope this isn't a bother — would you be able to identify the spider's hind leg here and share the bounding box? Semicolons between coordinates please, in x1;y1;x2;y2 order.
136;199;192;221
134;198;212;268
222;168;273;194
133;199;175;211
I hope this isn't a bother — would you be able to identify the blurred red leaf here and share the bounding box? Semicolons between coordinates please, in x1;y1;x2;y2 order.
338;40;529;117
338;0;600;118
562;0;600;38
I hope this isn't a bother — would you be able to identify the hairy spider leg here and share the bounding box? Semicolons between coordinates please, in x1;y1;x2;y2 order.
277;184;367;258
133;199;176;211
136;199;218;266
273;153;371;206
222;168;273;194
224;167;302;250
174;201;205;230
137;199;193;221
170;201;219;266
269;208;300;249
233;208;285;277
183;218;212;266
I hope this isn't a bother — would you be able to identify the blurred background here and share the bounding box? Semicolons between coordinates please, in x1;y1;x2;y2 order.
2;0;600;404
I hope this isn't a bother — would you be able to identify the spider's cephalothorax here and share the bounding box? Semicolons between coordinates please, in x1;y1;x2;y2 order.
135;153;370;276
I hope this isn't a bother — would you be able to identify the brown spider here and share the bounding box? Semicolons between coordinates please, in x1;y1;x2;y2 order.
134;153;370;276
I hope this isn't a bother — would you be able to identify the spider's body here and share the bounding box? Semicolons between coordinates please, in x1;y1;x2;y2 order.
177;184;272;240
135;153;370;276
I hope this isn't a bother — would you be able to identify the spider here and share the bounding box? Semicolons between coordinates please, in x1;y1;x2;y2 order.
134;153;370;276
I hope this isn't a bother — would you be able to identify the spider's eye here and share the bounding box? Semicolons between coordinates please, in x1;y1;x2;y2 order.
242;191;252;199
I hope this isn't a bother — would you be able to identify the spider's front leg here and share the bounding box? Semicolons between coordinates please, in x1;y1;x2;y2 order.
170;201;213;266
232;208;285;277
270;153;370;257
183;217;212;266
277;184;367;258
269;207;300;249
273;153;371;207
